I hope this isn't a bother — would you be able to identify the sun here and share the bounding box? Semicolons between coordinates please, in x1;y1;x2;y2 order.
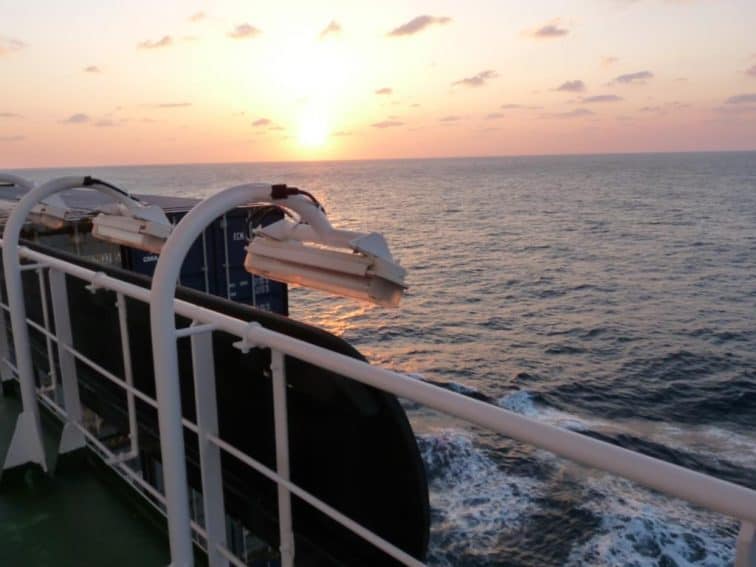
298;114;329;148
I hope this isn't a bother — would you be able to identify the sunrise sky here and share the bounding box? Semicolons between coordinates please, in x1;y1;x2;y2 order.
1;0;755;167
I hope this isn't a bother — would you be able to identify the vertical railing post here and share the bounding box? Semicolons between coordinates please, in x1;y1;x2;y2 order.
271;349;294;567
48;269;86;454
115;292;139;457
737;522;756;567
190;324;229;566
36;267;58;394
0;272;14;387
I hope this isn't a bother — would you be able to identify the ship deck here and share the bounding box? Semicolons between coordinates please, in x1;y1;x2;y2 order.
0;389;171;566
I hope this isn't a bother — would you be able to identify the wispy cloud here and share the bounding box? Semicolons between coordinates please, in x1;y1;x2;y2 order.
485;112;506;120
138;35;172;49
189;11;206;22
228;23;261;39
375;87;393;95
145;102;192;108
0;135;24;142
555;80;585;93
439;115;462;122
746;64;756;78
332;130;353;136
639;101;687;114
582;94;622;103
725;93;756;104
0;112;21;118
268;125;284;131
601;56;619;67
252;118;271;127
84;65;101;73
62;113;90;124
611;70;654;85
452;70;498;87
531;23;569;39
387;15;451;37
542;108;594;119
500;103;542;110
372;120;404;128
0;37;26;57
319;20;341;39
95;119;117;127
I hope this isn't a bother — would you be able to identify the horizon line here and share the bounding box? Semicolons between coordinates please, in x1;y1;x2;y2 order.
5;147;756;172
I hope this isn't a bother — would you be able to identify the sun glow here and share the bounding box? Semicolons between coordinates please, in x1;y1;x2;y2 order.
298;114;329;147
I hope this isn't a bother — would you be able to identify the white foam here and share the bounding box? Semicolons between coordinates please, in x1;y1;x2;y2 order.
418;429;542;566
565;475;737;566
496;390;756;469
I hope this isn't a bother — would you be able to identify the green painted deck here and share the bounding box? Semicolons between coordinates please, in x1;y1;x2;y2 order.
0;390;171;566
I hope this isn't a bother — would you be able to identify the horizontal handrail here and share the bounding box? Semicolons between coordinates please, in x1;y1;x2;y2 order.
3;240;756;562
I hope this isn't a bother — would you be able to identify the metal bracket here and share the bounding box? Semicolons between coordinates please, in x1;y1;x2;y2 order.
85;271;108;293
232;322;263;354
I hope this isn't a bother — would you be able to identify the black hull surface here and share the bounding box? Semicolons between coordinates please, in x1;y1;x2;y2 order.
13;242;430;566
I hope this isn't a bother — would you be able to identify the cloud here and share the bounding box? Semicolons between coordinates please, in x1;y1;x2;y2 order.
611;70;654;85
84;65;101;73
501;104;524;109
485;112;506;120
0;135;24;142
452;69;498;87
138;35;172;49
375;87;393;95
268;125;285;131
746;64;756;78
639;101;687;114
725;93;756;104
95;119;117;127
555;80;585;93
542;108;595;119
582;94;622;103
252;118;271;127
601;56;619;67
0;112;21;118
189;11;206;22
146;102;192;108
387;15;451;37
319;20;341;39
439;115;462;122
372;120;404;128
0;37;26;57
332;130;353;136
228;23;261;39
62;113;90;124
531;23;569;39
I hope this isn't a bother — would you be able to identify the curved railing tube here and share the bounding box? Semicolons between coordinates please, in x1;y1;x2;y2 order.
0;176;151;472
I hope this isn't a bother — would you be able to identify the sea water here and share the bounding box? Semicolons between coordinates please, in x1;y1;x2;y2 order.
13;152;756;566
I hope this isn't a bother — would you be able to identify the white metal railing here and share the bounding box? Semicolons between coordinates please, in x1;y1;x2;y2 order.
0;178;754;567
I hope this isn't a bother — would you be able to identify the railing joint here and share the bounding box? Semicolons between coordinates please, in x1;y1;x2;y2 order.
85;271;108;293
231;321;263;353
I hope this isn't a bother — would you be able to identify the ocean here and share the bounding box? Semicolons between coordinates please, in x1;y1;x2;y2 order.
11;152;756;566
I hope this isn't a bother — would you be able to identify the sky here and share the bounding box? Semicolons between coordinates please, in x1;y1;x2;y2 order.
1;0;755;167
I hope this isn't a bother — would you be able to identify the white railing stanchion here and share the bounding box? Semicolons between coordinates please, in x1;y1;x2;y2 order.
116;292;139;457
736;522;756;567
0;274;14;386
36;267;58;394
150;182;284;567
189;324;229;566
48;268;86;454
271;349;294;567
